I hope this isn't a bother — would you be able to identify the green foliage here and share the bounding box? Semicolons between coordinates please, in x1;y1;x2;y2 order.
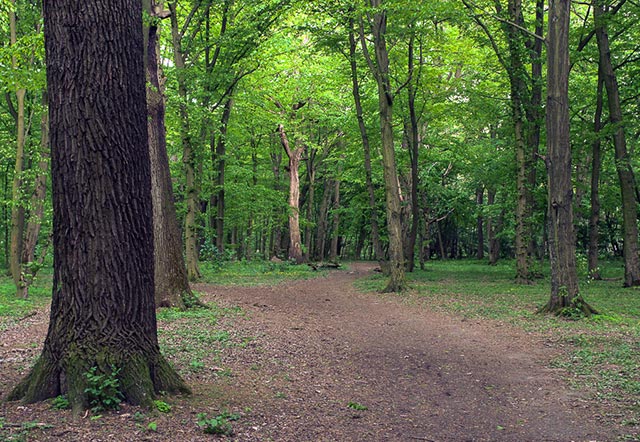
200;260;326;286
84;366;124;412
0;418;54;442
50;395;69;410
147;421;158;432
196;411;240;436
153;400;171;413
0;270;51;321
347;401;368;411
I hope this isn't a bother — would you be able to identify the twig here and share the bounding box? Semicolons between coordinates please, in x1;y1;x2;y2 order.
18;311;37;322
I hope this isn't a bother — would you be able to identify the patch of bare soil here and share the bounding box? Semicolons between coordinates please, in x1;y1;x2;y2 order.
0;262;619;441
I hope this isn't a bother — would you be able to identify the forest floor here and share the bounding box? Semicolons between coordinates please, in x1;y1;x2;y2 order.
0;261;627;441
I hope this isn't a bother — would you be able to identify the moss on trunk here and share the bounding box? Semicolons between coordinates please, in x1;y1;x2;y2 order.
8;348;190;412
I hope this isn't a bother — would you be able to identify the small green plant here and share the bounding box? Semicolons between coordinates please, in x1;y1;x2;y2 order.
84;366;123;412
132;412;146;423
347;401;368;411
154;400;171;413
147;422;157;432
189;359;205;372
196;412;240;436
51;395;70;410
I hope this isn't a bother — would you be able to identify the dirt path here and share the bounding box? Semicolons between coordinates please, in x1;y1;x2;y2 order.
198;262;610;441
0;262;615;441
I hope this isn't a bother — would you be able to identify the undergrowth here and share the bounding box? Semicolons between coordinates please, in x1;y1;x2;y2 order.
199;259;327;286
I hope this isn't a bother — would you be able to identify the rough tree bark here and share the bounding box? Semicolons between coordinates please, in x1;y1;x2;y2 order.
594;0;640;287
540;0;596;316
145;0;197;308
9;0;190;409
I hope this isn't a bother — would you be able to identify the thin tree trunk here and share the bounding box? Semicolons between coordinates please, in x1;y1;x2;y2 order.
20;92;50;299
525;0;544;257
348;18;384;262
541;0;596;316
315;179;332;261
270;150;283;258
476;186;485;260
487;188;504;265
169;1;201;280
213;96;234;253
588;71;604;280
594;1;640;287
303;150;316;262
329;176;341;261
9;3;26;295
406;32;421;272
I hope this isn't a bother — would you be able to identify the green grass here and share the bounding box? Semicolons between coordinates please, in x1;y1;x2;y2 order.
199;259;327;286
156;304;246;377
359;258;640;437
0;270;52;325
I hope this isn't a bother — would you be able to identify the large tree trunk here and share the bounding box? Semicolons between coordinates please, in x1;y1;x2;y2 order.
348;19;384;263
169;1;201;281
278;124;304;264
146;0;196;308
588;71;604;280
541;0;596;316
9;0;189;410
363;0;406;292
594;1;640;287
9;3;26;295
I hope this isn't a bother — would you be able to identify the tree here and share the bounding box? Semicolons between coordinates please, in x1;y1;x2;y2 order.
145;0;197;308
593;0;640;287
168;1;201;281
360;0;406;292
540;0;596;315
8;0;26;295
463;0;545;284
278;121;305;264
9;0;189;409
347;15;384;263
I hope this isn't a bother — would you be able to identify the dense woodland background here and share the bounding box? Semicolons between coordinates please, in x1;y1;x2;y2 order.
1;0;640;299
